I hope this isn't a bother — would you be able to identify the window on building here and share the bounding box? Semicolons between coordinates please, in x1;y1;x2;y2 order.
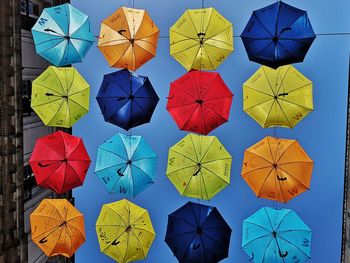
22;80;34;116
24;165;37;202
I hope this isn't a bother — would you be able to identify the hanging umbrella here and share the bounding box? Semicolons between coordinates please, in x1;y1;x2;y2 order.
241;1;316;69
96;69;159;131
170;7;233;71
242;136;314;203
32;3;95;66
166;133;231;200
243;65;313;128
98;7;159;71
167;70;233;135
95;133;157;198
30;199;85;257
242;207;312;263
29;131;91;194
96;199;155;263
165;201;231;263
31;66;90;128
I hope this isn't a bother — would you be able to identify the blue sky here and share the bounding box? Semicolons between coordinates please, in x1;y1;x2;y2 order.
71;0;350;262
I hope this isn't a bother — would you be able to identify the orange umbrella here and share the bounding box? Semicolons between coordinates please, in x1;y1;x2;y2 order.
30;199;85;257
241;136;314;203
98;6;159;71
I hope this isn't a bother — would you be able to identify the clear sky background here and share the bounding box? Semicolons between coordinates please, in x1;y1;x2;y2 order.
71;0;350;262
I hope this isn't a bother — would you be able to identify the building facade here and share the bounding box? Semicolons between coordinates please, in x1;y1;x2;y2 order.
0;0;72;262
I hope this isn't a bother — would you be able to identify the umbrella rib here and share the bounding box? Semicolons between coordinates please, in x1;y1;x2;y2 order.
130;229;147;259
65;226;74;257
104;205;129;227
167;164;199;176
133;98;151;119
52;67;66;94
278;97;313;111
35;36;65;46
66;162;84;185
37;38;65;57
198;138;216;163
275;66;292;96
266;137;278;164
199;170;210;200
66;221;86;240
262;67;278;97
179;104;201;131
274;169;288;203
132;155;157;162
135;29;160;42
277;235;311;259
58;39;69;66
97;147;128;163
198;72;220;100
242;164;274;176
244;84;274;98
168;149;197;164
203;102;229;122
242;233;273;248
204;41;233;51
168;215;197;228
165;230;196;241
275;100;293;127
278;82;311;96
201;157;232;166
202;231;226;250
31;97;63;108
32;81;63;96
201;166;230;184
135;39;157;54
131;163;155;184
244;221;272;233
48;225;65;256
112;44;132;68
170;42;199;56
261;237;277;263
253;12;274;37
69;16;88;36
189;132;200;163
65;139;83;160
104;75;130;96
245;150;274;166
256;168;274;197
169;28;198;42
181;171;198;197
205;25;233;43
263;100;277;127
202;44;216;70
171;82;198;100
278;160;313;166
245;99;274;112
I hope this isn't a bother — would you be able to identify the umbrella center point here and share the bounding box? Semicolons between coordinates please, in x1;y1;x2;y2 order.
272;231;277;238
62;158;67;163
273;163;277;169
130;38;135;46
127;160;132;165
195;99;203;105
126;225;132;232
62;95;68;100
129;95;134;100
274;95;278;100
64;35;70;40
272;36;278;43
196;227;202;234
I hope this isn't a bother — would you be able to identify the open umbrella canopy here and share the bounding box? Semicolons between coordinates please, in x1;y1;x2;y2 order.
30;199;85;258
167;70;233;135
96;199;155;263
96;69;159;131
242;136;314;203
242;207;312;263
170;7;233;71
165;201;232;263
95;133;157;198
31;66;90;128
241;1;316;69
166;133;232;200
32;3;95;66
98;7;159;71
29;131;91;194
243;65;313;128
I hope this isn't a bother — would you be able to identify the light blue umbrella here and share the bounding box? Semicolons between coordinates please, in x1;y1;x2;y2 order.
242;207;312;263
95;133;157;198
31;3;95;66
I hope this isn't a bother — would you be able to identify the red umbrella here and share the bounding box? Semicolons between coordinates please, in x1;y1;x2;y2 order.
29;131;91;194
166;70;233;135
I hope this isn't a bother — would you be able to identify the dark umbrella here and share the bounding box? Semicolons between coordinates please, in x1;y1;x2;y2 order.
241;1;316;69
165;202;232;263
96;69;159;130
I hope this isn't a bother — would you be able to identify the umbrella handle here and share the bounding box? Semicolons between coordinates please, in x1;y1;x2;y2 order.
197;32;206;38
117;168;124;177
277;175;287;181
278;250;288;258
38;163;50;168
118;29;126;35
249;252;254;261
193;166;201;176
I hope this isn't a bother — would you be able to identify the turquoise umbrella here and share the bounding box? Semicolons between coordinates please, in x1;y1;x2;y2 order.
31;3;95;66
95;133;157;198
242;207;312;263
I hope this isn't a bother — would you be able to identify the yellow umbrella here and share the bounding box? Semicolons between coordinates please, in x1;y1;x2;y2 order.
166;133;232;200
98;7;159;71
170;7;233;71
96;199;155;263
243;65;313;128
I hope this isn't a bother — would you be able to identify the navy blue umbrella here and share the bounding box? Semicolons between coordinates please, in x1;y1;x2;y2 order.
96;69;159;130
241;1;316;69
165;202;231;263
